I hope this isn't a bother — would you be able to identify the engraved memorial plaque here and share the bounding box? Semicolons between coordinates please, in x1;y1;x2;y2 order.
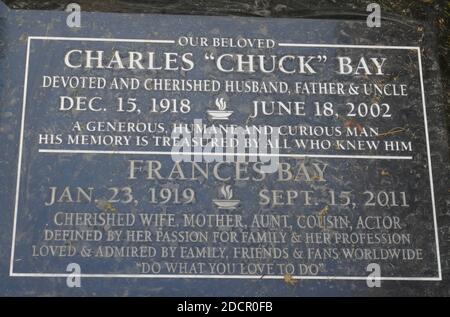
0;1;448;296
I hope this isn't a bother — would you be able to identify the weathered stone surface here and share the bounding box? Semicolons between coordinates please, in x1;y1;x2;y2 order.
0;1;448;296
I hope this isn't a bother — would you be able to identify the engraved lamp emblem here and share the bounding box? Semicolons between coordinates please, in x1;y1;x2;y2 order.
212;185;240;210
207;98;233;120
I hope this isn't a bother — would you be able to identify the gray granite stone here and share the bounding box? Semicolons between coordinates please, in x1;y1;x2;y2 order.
0;1;448;296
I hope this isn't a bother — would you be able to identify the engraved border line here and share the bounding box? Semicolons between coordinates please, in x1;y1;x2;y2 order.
9;37;441;281
38;149;413;160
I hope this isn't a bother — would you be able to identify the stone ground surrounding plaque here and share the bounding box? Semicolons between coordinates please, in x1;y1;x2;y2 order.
0;0;448;296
